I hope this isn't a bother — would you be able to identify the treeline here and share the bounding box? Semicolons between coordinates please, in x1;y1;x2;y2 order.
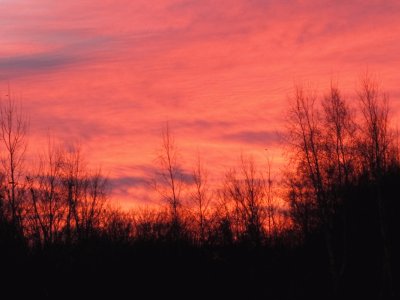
0;75;399;299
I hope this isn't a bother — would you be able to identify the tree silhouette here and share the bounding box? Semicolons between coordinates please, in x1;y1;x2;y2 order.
189;153;212;245
220;155;266;246
0;76;399;299
357;74;395;298
26;139;65;247
154;123;186;241
286;84;354;296
0;94;28;240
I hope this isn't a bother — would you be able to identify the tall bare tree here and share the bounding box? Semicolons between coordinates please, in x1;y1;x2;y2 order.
322;83;355;186
321;83;355;293
286;84;352;295
60;145;86;243
0;93;28;234
286;85;325;223
357;74;394;297
190;154;212;244
264;151;277;242
154;123;185;239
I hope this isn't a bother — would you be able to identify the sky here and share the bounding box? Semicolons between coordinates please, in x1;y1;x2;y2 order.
1;0;400;208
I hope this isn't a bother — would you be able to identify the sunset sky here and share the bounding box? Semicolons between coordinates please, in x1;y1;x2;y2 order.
1;0;400;208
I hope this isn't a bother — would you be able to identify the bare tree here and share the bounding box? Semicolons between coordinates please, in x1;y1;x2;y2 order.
358;75;392;175
25;140;108;245
0;93;28;234
286;84;350;295
221;155;266;245
285;170;316;243
103;207;134;244
133;207;169;241
265;151;277;242
61;146;80;243
322;83;356;186
58;146;108;242
286;85;325;224
26;139;65;247
77;169;108;240
154;123;185;239
321;83;356;284
357;74;394;297
190;154;212;244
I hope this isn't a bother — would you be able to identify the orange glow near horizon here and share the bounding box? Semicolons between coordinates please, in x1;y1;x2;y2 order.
1;0;400;209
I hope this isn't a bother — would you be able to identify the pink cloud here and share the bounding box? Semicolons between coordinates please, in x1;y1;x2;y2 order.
1;0;400;207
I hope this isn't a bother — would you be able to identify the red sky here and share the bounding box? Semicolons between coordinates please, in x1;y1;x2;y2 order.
1;0;400;208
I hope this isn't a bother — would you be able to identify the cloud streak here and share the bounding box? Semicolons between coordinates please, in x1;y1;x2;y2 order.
220;130;281;146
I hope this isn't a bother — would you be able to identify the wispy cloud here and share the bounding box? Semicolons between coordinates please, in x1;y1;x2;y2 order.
1;0;399;205
220;130;281;146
